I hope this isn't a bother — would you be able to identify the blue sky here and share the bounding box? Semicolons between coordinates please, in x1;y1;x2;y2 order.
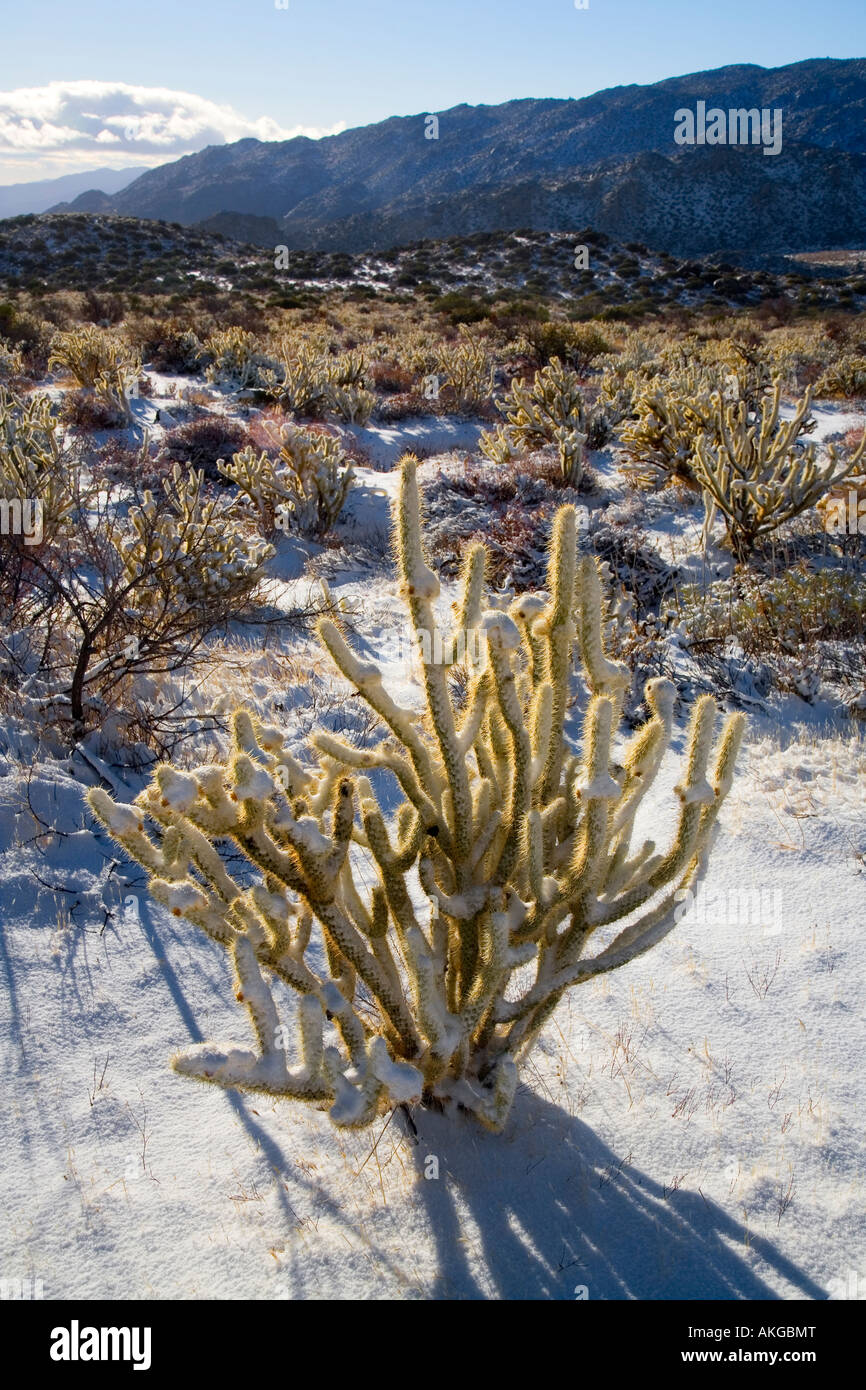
2;0;865;183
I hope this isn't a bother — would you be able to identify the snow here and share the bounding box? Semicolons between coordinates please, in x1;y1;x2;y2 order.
0;390;864;1302
341;416;486;470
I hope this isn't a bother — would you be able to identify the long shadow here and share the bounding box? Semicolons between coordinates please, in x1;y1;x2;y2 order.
404;1087;828;1301
133;894;407;1287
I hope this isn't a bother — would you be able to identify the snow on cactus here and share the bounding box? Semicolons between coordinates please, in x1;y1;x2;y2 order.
88;453;745;1133
115;463;274;617
481;356;606;472
693;382;866;559
219;424;354;537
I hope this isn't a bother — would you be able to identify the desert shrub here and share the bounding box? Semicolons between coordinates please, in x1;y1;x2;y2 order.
59;389;124;432
374;391;433;423
88;456;744;1132
0;459;273;730
368;361;417;395
584;517;679;613
674;567;865;697
93;437;172;495
432;290;492;324
518;320;612;372
678;567;865;652
0;301;46;360
160;416;252;481
133;317;204;374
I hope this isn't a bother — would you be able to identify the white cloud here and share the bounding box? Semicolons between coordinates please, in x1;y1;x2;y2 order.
0;81;346;181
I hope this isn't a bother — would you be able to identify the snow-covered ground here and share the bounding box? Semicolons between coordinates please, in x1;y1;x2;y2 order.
1;401;864;1301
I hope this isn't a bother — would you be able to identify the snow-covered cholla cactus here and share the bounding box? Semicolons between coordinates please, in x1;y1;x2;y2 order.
260;343;374;422
597;367;642;430
259;342;330;416
482;356;604;473
89;454;744;1132
555;427;587;487
203;328;274;390
620;370;718;488
115;462;274;614
0;387;73;543
437;332;494;413
693;382;866;559
219;424;354;537
48;325;142;423
324;380;376;426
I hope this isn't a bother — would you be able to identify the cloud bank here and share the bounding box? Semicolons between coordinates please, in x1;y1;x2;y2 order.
0;81;346;182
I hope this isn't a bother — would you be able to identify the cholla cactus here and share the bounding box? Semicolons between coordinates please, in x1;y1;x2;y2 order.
259;343;373;422
0;387;73;543
49;325;141;423
115;462;274;614
0;337;23;380
497;356;584;446
328;349;369;389
815;355;866;400
219;425;354;537
259;342;330;416
620;370;717;488
482;357;606;465
554;426;587;487
693;383;866;559
437;332;494;413
599;330;660;377
325;382;376;425
394;328;443;377
203;328;274;390
597;367;643;430
89;454;744;1133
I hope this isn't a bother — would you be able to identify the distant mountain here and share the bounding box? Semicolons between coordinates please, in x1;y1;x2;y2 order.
317;144;866;263
194;211;284;246
0;167;146;219
53;59;866;257
49;189;118;215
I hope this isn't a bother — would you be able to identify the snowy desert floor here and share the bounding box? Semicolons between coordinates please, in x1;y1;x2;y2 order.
1;402;864;1301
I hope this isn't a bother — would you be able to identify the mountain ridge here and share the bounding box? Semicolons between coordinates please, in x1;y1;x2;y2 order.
50;59;866;257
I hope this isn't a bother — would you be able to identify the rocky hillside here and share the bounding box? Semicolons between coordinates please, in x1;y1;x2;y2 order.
2;214;865;314
48;59;866;259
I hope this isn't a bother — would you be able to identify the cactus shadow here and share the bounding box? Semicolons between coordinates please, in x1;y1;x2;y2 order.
406;1087;827;1301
